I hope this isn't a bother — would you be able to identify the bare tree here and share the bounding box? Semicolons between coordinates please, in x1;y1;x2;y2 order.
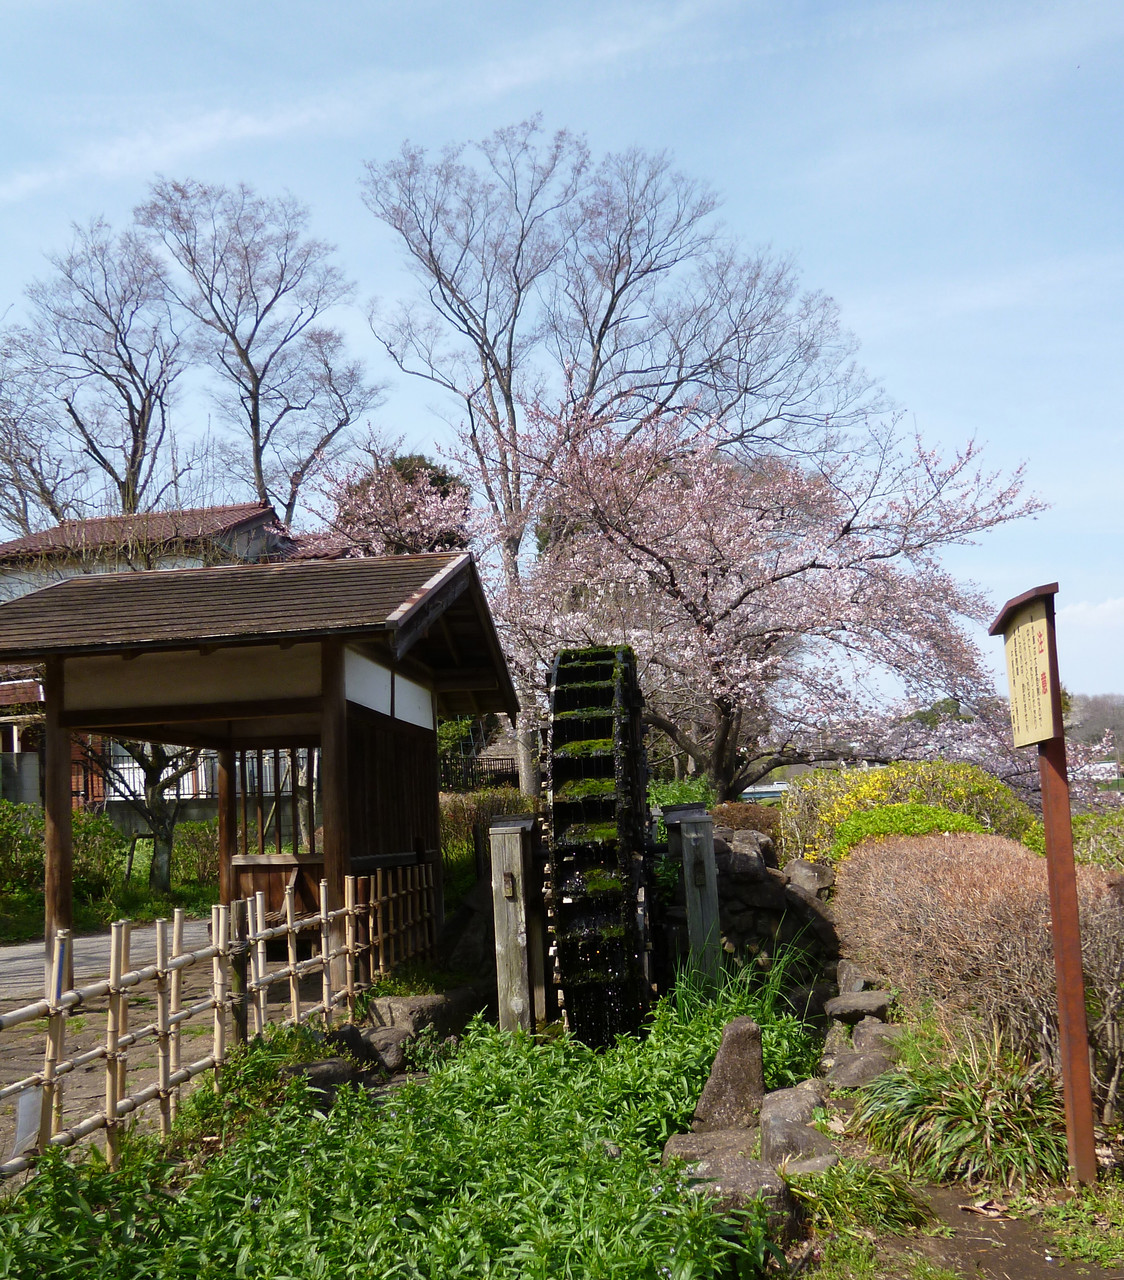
137;179;381;524
16;217;194;516
0;343;86;535
362;118;885;787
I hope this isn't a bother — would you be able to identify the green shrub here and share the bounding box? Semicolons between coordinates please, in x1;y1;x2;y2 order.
171;819;220;885
649;776;716;841
440;786;533;911
0;801;45;891
781;761;1036;862
0;962;817;1277
786;1158;930;1236
852;1034;1069;1189
832;803;985;859
0;801;127;898
71;810;129;898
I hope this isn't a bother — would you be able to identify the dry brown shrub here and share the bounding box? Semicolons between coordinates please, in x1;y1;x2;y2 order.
834;832;1124;1119
711;801;779;838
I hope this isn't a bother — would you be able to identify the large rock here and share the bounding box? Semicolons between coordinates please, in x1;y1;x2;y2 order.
715;845;769;883
281;1057;360;1106
359;1025;414;1073
836;959;877;994
784;1153;839;1177
692;1017;764;1131
760;1086;820;1127
823;991;892;1024
819;1021;852;1073
826;1052;894;1088
852;1017;905;1057
663;1130;794;1229
785;859;835;897
760;1116;836;1166
364;987;486;1038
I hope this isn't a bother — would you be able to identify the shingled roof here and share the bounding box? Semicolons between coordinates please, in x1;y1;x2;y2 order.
0;552;518;717
0;502;279;564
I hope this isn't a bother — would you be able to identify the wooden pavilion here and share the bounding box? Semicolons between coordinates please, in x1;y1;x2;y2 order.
0;552;518;958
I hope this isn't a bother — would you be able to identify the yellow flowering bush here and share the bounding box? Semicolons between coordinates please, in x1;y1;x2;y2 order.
780;761;1037;862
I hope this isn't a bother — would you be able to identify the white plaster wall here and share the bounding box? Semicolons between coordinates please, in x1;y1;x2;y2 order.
344;649;392;716
65;643;321;710
394;672;434;729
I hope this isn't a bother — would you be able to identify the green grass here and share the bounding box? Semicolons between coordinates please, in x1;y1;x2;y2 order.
0;962;817;1278
788;1159;931;1237
1039;1179;1124;1267
0;880;220;943
852;1034;1069;1189
809;1238;960;1280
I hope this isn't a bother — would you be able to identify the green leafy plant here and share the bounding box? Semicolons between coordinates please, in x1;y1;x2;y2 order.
170;818;220;885
852;1034;1069;1189
439;786;532;912
781;761;1036;862
831;802;985;859
1041;1178;1124;1266
787;1158;931;1236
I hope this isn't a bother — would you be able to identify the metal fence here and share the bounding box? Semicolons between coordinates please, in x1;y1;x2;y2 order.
439;755;519;792
0;865;436;1177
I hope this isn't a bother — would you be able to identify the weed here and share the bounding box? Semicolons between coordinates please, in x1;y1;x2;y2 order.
1040;1178;1124;1266
852;1034;1069;1189
788;1158;931;1237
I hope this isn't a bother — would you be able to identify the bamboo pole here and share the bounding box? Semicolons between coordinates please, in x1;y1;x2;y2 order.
229;899;249;1047
38;928;69;1149
254;890;269;1034
104;921;125;1168
170;909;184;1120
345;876;357;1018
212;903;229;1086
376;867;387;975
285;884;300;1025
319;878;333;1024
155;919;171;1139
365;875;376;985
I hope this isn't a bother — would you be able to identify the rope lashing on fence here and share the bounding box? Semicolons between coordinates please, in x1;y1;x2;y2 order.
0;865;437;1178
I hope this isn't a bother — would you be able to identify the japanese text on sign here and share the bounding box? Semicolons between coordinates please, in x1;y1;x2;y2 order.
1003;599;1059;747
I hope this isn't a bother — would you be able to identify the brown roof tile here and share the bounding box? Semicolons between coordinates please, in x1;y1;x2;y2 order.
0;553;470;658
0;503;277;563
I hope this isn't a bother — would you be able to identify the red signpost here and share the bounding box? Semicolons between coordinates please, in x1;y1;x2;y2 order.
989;583;1098;1186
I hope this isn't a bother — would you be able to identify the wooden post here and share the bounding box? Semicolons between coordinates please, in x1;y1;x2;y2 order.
665;808;721;990
212;903;229;1083
490;817;536;1033
229;898;249;1047
217;748;237;905
991;584;1098;1186
43;658;73;990
320;642;348;989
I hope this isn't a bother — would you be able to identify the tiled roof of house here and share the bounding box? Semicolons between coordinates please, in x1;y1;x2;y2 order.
0;503;278;564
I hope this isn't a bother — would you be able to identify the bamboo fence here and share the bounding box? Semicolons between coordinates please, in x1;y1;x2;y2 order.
0;864;436;1177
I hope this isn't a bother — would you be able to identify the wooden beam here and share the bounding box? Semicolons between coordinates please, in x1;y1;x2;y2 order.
217;748;237;906
319;640;348;921
433;669;500;692
391;572;470;659
43;658;73;990
59;696;322;730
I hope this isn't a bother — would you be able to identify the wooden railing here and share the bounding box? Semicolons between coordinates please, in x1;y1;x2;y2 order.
0;865;436;1177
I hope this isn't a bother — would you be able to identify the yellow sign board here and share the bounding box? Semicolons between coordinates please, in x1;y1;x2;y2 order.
1003;599;1059;747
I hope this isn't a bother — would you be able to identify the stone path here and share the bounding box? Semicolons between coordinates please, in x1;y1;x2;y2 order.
0;920;212;1003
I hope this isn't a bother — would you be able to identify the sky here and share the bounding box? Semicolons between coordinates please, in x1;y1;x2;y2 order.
1;0;1121;694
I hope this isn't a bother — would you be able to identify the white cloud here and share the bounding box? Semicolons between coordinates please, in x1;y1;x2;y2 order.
0;0;721;207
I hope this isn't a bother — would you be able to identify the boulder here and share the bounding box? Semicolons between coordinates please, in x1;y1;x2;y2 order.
324;1022;381;1066
822;991;892;1024
360;1025;414;1073
836;959;877;994
796;1077;828;1107
692;1017;765;1131
785;859;835;897
363;986;486;1038
663;1129;794;1229
826;1052;894;1088
716;846;769;883
819;1021;852;1073
760;1116;836;1166
783;1153;840;1177
731;830;778;869
852;1018;905;1057
760;1086;819;1128
281;1056;359;1106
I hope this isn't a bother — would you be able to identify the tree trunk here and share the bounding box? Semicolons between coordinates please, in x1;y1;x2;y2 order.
148;827;174;894
516;721;540;800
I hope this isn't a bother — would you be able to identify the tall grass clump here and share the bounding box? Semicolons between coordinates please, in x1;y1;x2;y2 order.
852;1034;1069;1189
780;760;1036;862
0;959;816;1277
440;786;532;911
787;1158;930;1236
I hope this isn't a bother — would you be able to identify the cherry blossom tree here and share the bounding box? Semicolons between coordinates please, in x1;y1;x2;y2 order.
310;436;471;557
501;406;1043;800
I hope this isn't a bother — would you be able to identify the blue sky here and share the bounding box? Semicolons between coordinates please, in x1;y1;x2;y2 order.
1;0;1122;692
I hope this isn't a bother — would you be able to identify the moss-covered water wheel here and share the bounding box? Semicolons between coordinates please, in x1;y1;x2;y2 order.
547;646;652;1046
